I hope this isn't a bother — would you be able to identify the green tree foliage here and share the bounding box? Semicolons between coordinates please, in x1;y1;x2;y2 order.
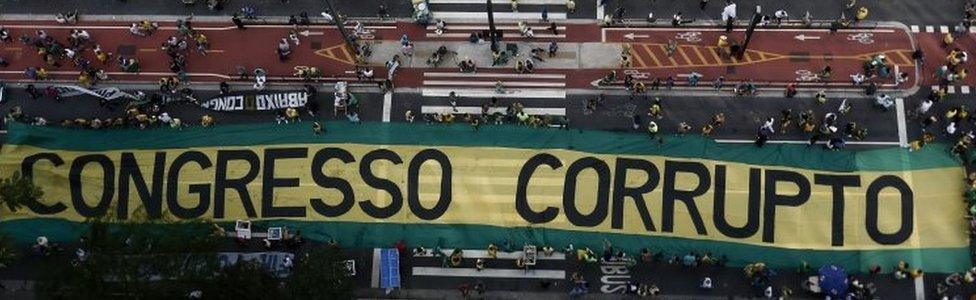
0;171;42;215
285;245;355;300
37;219;221;299
205;257;282;300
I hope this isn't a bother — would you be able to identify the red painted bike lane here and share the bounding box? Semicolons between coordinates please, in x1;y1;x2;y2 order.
0;20;408;83
598;26;916;89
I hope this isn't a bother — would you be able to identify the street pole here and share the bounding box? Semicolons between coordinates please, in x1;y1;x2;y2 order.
737;5;762;59
323;0;360;56
487;0;499;52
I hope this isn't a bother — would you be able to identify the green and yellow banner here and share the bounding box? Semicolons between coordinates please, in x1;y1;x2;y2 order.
0;122;969;272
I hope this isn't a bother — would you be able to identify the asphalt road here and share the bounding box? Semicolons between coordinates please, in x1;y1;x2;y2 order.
0;85;908;148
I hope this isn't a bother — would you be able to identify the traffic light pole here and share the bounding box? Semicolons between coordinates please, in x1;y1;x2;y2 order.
487;0;499;52
737;6;762;59
323;0;360;56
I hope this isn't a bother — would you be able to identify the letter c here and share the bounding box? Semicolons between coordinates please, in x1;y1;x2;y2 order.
516;153;562;224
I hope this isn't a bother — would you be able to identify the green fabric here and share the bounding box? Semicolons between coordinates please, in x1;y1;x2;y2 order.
1;122;970;273
0;218;967;273
2;121;962;172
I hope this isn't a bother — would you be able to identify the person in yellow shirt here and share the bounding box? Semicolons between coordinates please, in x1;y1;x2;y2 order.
855;6;869;22
717;35;730;57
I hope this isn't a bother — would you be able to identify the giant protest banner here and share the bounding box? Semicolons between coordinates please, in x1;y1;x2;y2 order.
0;122;969;272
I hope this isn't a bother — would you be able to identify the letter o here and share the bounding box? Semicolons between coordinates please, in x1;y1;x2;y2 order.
865;175;914;245
562;157;611;227
407;149;452;220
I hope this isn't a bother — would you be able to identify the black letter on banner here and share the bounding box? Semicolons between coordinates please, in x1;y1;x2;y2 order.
69;154;115;218
713;167;760;238
117;152;166;219
865;176;914;245
166;151;213;219
407;149;453;220
814;174;861;247
359;149;404;219
515;153;562;223
20;153;67;214
762;169;811;243
662;161;709;235
563;157;611;227
214;150;260;218
262;148;308;218
611;158;659;231
310;148;356;217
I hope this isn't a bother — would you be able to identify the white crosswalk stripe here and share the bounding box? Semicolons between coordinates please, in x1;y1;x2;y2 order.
421;71;568;120
962;86;971;94
940;25;950;33
910;25;919;33
925;25;935;33
424;24;567;40
411;249;567;279
431;11;566;21
427;0;568;22
948;85;957;94
429;0;564;4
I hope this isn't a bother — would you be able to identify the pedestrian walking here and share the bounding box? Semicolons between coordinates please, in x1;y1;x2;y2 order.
672;12;683;27
722;2;737;32
548;41;558;57
542;7;549;22
566;0;576;13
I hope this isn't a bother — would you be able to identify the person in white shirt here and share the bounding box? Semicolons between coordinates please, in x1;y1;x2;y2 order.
947;121;958;135
774;10;788;24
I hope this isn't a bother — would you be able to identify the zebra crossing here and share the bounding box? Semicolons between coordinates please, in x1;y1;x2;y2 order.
426;0;568;21
909;24;976;33
410;248;567;280
424;23;567;40
931;85;976;94
420;71;568;119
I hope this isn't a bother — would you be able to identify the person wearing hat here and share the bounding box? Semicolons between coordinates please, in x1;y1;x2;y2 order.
475;258;485;271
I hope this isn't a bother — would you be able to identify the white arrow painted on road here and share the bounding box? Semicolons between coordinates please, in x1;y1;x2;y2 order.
299;30;325;37
624;32;650;40
794;34;821;41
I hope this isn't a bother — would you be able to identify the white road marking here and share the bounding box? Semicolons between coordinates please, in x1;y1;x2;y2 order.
910;25;919;33
0;70;232;79
432;11;566;20
424;80;565;87
596;0;605;21
419;249;566;260
0;130;6;134
424;72;565;79
896;97;908;148
382;91;392;123
940;25;949;33
423;88;565;98
370;249;381;288
947;85;956;94
427;25;565;31
412;267;566;279
962;86;971;94
931;85;939;91
925;25;934;33
603;27;896;33
714;139;901;146
422;106;566;115
0;24;395;31
428;0;564;4
426;33;566;39
914;275;925;300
